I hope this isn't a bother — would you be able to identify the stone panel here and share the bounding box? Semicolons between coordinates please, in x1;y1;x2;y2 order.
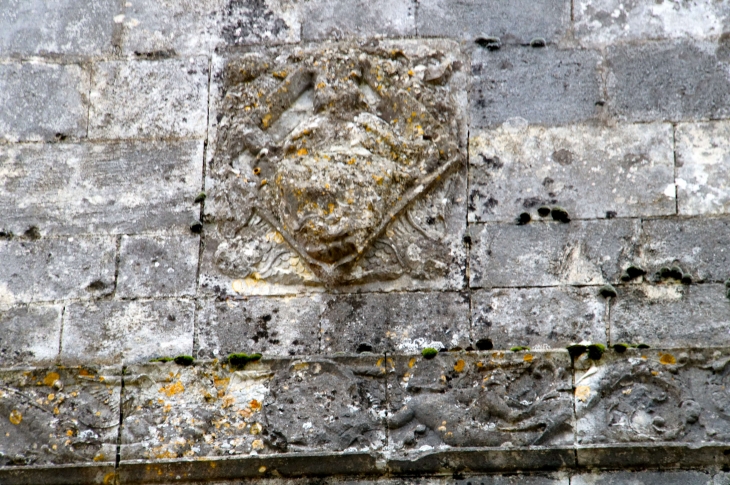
469;219;640;288
0;305;62;366
0;365;121;467
418;0;570;44
0;140;204;236
89;57;209;140
0;62;88;142
472;287;606;350
470;47;601;128
605;41;730;122
61;300;194;364
469;122;675;222
676;121;730;216
300;0;415;40
573;470;715;485
117;235;200;298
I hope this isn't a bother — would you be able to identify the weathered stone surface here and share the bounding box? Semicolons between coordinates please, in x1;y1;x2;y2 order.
609;284;730;347
89;58;209;140
605;41;730;122
387;351;573;453
196;297;322;358
117;235;200;298
472;287;606;350
0;305;62;366
0;365;121;467
470;47;601;128
0;62;88;142
300;0;415;40
418;0;570;44
320;291;470;354
676;121;730;216
61;300;194;364
0;237;116;305
395;477;569;485
469;122;675;222
0;140;204;235
573;470;716;485
469;219;640;288
640;217;730;283
575;0;730;48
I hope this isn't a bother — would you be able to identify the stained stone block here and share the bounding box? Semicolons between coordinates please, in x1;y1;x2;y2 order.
468;122;675;222
676;121;730;216
417;0;570;44
573;470;716;485
0;237;116;305
0;140;204;236
0;305;62;366
0;62;88;142
471;287;606;350
195;297;322;358
320;292;470;354
0;365;121;467
640;217;730;283
469;219;640;288
605;41;730;123
393;477;569;485
387;351;573;454
470;47;601;128
300;0;415;40
61;300;194;364
89;58;209;140
575;0;730;48
117;235;200;298
609;284;730;347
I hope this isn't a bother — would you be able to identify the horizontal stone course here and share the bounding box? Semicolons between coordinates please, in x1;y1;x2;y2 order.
300;0;415;40
0;304;62;366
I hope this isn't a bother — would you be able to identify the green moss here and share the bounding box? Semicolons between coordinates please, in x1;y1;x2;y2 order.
530;38;547;48
150;356;173;363
510;346;530;352
174;355;194;366
227;352;262;368
725;279;730;288
587;343;606;360
621;265;646;281
566;344;587;359
537;206;551;217
726;288;730;300
681;274;692;285
658;266;671;278
612;343;629;353
636;343;650;349
421;348;439;359
194;191;207;203
550;206;570;223
190;220;203;233
598;284;618;298
516;212;531;225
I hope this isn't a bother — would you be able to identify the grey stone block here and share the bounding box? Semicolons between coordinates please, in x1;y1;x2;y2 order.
641;217;730;283
609;284;730;347
472;287;606;350
0;237;116;305
418;0;570;44
321;292;470;354
676;121;730;216
0;0;120;57
117;235;199;298
89;58;209;140
469;219;640;288
196;297;322;358
605;41;730;122
470;47;602;128
573;470;715;485
0;304;62;366
0;140;204;235
60;300;194;364
468;122;675;223
0;62;88;142
0;365;121;467
393;477;569;485
301;0;415;40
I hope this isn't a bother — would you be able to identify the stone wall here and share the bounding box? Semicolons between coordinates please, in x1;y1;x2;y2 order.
1;0;730;483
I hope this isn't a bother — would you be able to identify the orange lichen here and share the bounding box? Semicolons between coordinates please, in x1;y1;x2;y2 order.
250;399;262;411
160;381;184;397
659;353;676;365
453;359;465;372
8;409;22;425
43;372;60;386
523;354;534;362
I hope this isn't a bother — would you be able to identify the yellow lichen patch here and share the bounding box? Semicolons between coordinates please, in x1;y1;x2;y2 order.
221;395;236;409
272;70;288;79
261;114;272;129
259;466;267;473
53;407;60;415
48;393;55;401
250;399;262;411
575;386;591;402
408;357;417;368
651;370;659;376
453;359;465;373
297;147;308;156
523;354;534;362
250;422;263;435
160;381;184;397
93;452;106;462
372;174;384;185
103;472;116;485
252;439;265;450
43;372;60;387
659;353;677;365
231;279;245;293
66;429;74;436
293;362;309;371
8;409;22;425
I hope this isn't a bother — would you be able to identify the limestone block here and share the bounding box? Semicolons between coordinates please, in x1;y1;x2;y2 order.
0;237;116;306
0;140;204;236
0;305;62;366
117;235;200;298
196;297;322;358
605;41;730;122
320;292;470;354
469;219;640;288
471;287;607;350
573;470;716;485
89;57;209;140
387;351;573;453
470;47;601;128
676;121;730;216
300;0;415;40
468;122;675;222
0;62;88;142
0;365;121;467
575;0;730;48
61;300;194;364
418;0;570;44
609;284;730;347
394;477;569;485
